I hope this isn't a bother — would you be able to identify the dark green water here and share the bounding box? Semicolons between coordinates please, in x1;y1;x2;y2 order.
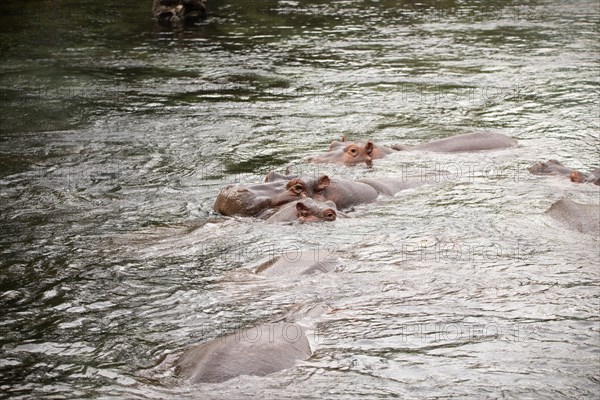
1;1;599;399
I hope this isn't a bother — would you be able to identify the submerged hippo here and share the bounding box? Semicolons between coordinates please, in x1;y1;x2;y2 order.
265;172;428;207
266;198;338;223
306;135;394;167
528;160;600;186
545;199;600;235
307;132;517;167
214;173;426;217
173;322;311;384
152;0;207;26
255;248;341;277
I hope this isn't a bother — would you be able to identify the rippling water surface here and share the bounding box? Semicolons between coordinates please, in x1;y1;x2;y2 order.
1;0;598;399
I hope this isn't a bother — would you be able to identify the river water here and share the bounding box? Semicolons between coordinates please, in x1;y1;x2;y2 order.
0;0;598;399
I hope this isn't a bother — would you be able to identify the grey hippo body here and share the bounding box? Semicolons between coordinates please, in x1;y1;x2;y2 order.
307;132;517;167
174;322;311;384
391;131;517;153
545;199;600;235
265;172;426;209
529;159;600;186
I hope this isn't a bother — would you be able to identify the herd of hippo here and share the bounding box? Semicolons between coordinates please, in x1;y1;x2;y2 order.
150;2;598;387
146;130;598;386
213;132;599;223
214;132;521;222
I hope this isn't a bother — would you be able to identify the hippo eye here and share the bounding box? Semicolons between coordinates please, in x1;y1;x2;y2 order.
325;210;336;220
348;147;358;157
291;184;304;194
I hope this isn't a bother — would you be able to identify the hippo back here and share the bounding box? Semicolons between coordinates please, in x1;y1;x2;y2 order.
256;250;340;278
175;322;311;383
410;132;516;153
545;199;600;235
528;159;573;176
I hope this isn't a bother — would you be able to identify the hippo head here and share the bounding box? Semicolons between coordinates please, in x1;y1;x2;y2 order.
527;159;571;175
214;173;337;217
181;0;208;20
296;199;337;223
306;136;376;167
285;176;331;200
213;179;304;217
153;0;207;26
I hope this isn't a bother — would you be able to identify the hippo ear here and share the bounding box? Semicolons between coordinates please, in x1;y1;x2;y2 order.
296;201;311;217
365;141;374;155
316;176;330;191
265;171;283;182
324;200;337;209
570;170;584;183
341;135;347;142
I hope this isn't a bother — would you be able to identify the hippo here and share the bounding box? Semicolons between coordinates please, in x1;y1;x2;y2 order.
286;175;380;210
152;0;207;26
391;131;517;153
528;160;600;186
266;198;338;223
545;199;600;235
265;172;427;208
255;248;341;277
173;322;311;384
306;132;517;167
306;135;394;167
213;179;305;218
214;172;429;217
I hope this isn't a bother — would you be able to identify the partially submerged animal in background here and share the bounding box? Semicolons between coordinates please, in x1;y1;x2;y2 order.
528;159;600;186
306;132;517;167
305;135;394;167
545;199;600;235
173;322;312;383
152;0;207;27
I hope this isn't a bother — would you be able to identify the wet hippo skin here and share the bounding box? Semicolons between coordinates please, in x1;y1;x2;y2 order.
174;322;311;383
545;199;600;235
255;250;340;277
306;132;517;167
391;131;517;153
265;173;424;209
